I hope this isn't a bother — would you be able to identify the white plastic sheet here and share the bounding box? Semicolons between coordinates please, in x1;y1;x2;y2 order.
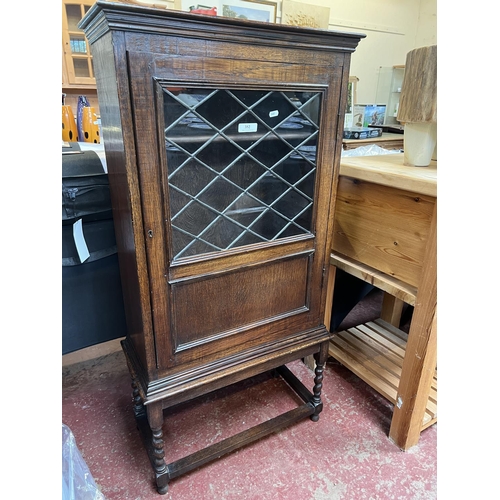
62;424;106;500
341;144;402;157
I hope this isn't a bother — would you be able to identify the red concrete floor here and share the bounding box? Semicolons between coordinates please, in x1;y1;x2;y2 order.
62;346;437;499
61;289;437;498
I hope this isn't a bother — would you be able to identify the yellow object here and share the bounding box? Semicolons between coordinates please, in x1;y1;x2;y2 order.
81;106;100;143
62;105;78;142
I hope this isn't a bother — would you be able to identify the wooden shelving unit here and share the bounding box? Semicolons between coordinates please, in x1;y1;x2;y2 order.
327;153;437;450
62;0;95;86
329;318;437;429
62;1;100;115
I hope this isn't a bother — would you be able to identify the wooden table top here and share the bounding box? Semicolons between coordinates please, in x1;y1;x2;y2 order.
339;153;437;197
342;132;404;145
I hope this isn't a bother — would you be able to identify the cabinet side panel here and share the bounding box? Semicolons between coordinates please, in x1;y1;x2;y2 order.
91;31;156;374
316;53;353;321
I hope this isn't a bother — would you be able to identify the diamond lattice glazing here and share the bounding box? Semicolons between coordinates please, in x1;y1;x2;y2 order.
163;88;321;260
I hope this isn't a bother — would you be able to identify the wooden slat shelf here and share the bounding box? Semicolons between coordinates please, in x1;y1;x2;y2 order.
331;253;417;306
328;318;437;429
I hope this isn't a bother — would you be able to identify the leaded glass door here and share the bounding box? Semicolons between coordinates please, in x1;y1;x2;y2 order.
161;87;321;261
148;81;333;369
123;45;343;371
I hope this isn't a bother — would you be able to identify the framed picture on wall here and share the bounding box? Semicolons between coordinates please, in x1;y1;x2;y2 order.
221;0;277;22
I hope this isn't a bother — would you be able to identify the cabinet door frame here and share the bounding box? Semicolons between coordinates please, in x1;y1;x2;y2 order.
124;38;345;372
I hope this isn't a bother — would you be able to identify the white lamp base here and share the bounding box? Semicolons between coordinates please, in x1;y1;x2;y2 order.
403;122;437;167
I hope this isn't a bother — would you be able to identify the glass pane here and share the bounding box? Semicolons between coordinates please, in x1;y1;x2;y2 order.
73;58;90;78
70;35;87;54
66;5;83;31
162;87;321;261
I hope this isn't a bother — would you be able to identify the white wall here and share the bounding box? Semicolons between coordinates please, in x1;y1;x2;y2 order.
318;0;437;103
415;0;438;48
164;0;437;103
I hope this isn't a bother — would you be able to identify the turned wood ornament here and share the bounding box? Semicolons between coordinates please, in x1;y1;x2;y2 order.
397;45;437;167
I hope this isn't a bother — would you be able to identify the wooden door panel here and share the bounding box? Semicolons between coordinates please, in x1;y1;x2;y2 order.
171;254;310;353
125;49;338;371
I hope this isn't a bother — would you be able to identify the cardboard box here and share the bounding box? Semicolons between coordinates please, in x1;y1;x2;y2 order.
343;127;383;140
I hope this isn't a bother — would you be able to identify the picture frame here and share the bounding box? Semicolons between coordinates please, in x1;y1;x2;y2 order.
221;0;277;23
174;0;220;15
281;0;330;29
175;0;221;14
352;104;366;128
363;104;386;127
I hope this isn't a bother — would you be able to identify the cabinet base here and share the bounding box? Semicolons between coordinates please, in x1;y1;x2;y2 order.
131;361;326;494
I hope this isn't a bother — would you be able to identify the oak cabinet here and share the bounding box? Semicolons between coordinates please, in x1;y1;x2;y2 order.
80;1;364;494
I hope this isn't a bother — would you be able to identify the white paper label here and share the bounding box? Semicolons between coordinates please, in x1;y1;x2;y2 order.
269;110;279;118
238;123;257;133
73;219;90;263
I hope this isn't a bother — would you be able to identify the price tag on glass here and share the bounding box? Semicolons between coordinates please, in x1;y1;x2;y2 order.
238;123;258;133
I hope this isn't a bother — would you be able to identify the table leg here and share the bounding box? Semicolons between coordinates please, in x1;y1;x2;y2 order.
380;293;404;327
310;341;329;421
146;403;169;495
323;264;336;333
389;205;437;450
